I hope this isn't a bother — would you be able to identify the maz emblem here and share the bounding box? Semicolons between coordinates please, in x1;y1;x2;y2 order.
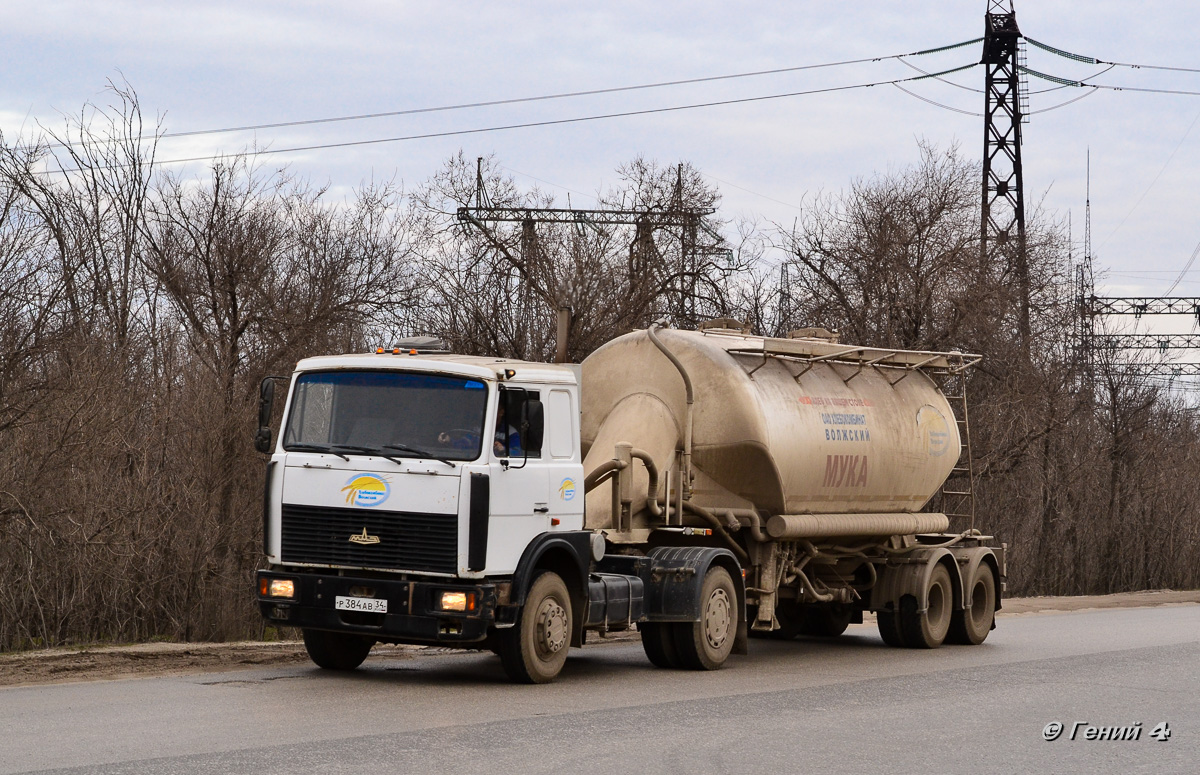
349;528;381;545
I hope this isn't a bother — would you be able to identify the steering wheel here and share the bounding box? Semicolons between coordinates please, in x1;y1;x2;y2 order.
438;428;480;448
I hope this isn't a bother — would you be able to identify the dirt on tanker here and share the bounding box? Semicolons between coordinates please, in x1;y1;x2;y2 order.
2;589;1196;688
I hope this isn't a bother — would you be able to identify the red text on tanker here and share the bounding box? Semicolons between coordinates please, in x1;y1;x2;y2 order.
824;454;868;487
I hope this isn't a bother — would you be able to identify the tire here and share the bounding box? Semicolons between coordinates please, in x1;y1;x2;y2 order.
499;572;572;684
899;563;953;649
772;602;806;640
799;604;852;638
674;566;737;671
747;602;803;640
947;563;996;645
876;610;905;647
302;629;374;670
639;622;681;668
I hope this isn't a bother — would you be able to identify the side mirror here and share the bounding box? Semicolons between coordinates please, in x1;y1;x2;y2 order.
254;378;277;454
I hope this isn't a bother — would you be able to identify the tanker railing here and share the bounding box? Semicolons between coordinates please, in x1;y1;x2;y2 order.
720;340;984;379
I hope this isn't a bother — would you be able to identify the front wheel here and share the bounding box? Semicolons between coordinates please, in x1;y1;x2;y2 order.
674;566;737;670
499;572;573;683
302;629;374;670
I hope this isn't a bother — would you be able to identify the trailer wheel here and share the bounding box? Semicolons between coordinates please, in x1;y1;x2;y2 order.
876;610;905;647
639;623;681;668
302;629;374;670
750;602;804;640
499;571;572;684
800;604;852;638
674;566;737;670
899;563;952;649
947;563;996;645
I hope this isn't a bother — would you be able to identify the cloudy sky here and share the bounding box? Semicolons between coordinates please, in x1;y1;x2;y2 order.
4;1;1200;301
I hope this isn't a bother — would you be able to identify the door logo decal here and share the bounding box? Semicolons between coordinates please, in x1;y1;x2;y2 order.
558;477;577;501
341;474;390;507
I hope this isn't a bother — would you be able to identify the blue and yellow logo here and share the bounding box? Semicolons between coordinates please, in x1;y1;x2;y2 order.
342;474;390;507
558;477;577;501
917;406;953;458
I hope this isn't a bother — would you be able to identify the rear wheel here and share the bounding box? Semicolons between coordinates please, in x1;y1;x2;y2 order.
302;629;374;670
947;563;996;645
639;622;681;668
799;604;853;638
499;572;572;684
899;563;953;649
876;610;905;647
674;566;737;670
771;601;806;639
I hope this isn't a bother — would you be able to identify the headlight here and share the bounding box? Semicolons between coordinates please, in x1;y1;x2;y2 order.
259;577;295;599
439;591;475;612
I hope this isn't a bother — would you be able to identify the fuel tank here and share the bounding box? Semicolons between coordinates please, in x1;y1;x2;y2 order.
580;328;966;530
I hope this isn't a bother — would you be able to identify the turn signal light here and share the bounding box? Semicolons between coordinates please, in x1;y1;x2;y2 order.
439;591;476;612
259;578;295;599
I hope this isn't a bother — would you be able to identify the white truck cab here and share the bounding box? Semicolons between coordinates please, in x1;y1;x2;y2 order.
256;347;643;683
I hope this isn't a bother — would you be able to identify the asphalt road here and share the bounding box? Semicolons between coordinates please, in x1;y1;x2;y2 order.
3;605;1197;775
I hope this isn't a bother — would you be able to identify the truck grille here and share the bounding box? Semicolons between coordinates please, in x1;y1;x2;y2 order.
280;503;458;573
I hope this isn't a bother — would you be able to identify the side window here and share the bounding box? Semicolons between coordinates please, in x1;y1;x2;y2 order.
497;388;542;458
547;389;574;459
288;380;333;443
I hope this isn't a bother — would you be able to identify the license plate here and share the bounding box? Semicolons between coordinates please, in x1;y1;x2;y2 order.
335;595;387;614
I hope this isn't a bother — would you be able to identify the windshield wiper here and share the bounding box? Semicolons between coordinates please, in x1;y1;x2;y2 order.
329;443;456;469
283;442;351;461
382;443;457;468
328;444;410;466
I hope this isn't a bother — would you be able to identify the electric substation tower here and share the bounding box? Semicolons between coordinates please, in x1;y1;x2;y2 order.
457;159;730;359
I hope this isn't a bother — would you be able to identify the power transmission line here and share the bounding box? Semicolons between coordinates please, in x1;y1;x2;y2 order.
1023;66;1200;97
46;64;981;172
1024;37;1200;74
45;38;985;149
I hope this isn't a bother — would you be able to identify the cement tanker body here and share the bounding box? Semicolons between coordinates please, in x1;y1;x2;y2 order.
579;323;1003;654
254;320;1005;684
581;326;962;531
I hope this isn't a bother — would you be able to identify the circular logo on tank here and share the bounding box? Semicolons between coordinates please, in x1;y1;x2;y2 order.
917;406;952;457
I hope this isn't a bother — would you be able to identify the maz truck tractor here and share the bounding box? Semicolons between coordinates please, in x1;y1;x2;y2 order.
254;321;1005;683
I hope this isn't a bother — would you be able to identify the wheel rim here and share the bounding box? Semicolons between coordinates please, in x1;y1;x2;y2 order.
703;587;732;650
535;596;568;657
929;580;946;623
968;575;993;631
927;572;951;641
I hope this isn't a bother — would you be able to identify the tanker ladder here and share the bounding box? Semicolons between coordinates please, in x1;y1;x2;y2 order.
935;369;976;533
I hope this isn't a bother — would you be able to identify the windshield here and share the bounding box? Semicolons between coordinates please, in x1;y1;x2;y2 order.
282;371;488;462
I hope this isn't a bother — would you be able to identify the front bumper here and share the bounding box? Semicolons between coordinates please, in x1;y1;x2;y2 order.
256;569;499;644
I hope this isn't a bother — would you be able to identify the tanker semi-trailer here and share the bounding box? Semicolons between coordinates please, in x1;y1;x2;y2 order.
253;321;1005;683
